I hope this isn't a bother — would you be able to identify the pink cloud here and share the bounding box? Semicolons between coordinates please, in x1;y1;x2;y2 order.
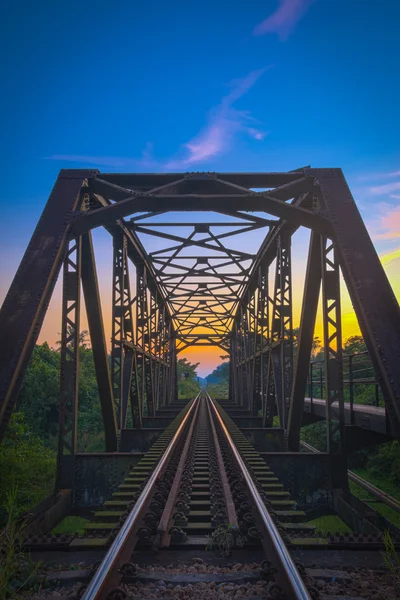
47;69;270;172
365;203;400;241
253;0;316;40
379;206;400;240
370;181;400;195
165;68;270;169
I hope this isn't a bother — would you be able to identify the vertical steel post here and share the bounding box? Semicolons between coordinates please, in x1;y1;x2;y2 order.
81;230;118;450
287;230;322;450
258;265;270;425
136;266;147;415
56;237;82;489
321;237;346;459
111;233;124;427
271;234;293;428
349;355;354;425
145;291;156;416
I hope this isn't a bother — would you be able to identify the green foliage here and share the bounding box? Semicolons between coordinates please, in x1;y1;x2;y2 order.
381;530;400;583
205;361;229;399
17;343;60;441
205;523;241;555
207;382;229;399
177;358;200;399
292;327;321;362
17;341;107;452
349;475;400;528
300;421;327;451
364;442;400;484
76;345;106;452
0;413;56;526
307;515;351;536
0;486;41;598
52;516;89;535
344;335;367;355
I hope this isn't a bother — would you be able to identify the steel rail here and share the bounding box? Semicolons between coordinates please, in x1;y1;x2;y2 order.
156;397;201;546
205;397;239;528
207;393;312;600
81;393;200;600
300;440;400;515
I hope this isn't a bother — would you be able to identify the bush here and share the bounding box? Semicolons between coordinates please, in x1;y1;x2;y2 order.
0;413;56;526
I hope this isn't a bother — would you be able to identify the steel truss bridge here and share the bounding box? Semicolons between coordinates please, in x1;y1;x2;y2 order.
0;167;400;480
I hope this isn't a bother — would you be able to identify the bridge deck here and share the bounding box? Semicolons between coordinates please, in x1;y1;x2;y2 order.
303;397;393;438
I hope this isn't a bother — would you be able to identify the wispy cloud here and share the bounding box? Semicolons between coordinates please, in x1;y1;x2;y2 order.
47;69;270;172
370;181;400;195
253;0;316;40
46;142;156;170
165;67;270;169
365;203;400;242
358;169;400;182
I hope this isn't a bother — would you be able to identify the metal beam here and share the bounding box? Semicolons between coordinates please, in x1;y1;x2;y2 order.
312;168;400;439
0;169;96;445
99;171;309;191
287;232;322;451
81;231;118;451
73;193;329;234
56;237;82;488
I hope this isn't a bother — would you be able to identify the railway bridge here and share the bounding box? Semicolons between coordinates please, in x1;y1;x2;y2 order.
1;168;400;599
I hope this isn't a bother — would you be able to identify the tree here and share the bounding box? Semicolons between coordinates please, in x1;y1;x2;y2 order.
292;327;322;362
17;340;106;450
0;413;56;526
177;358;200;399
56;328;89;350
17;343;60;440
205;362;230;399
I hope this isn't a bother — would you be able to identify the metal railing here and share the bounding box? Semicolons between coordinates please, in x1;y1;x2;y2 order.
301;440;400;515
308;351;383;424
81;393;200;600
207;392;312;600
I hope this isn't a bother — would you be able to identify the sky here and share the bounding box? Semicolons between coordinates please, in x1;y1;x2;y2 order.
0;0;399;377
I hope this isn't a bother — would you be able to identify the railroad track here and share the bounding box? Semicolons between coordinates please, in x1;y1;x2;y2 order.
45;392;307;600
23;394;397;600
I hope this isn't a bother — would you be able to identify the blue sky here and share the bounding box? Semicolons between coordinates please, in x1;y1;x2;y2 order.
1;0;399;375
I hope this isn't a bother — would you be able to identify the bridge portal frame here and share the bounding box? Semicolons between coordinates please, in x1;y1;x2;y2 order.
0;168;399;473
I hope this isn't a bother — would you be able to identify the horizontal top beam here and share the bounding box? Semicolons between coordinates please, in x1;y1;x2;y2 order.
72;194;330;235
100;171;308;191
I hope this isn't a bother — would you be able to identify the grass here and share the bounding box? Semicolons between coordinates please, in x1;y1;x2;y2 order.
205;523;241;555
350;469;400;528
52;516;89;536
307;515;352;535
1;486;41;598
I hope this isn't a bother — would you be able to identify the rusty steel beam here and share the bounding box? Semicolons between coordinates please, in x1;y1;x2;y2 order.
81;232;118;451
99;171;309;191
312;168;400;439
56;237;82;489
72;193;329;235
0;169;97;445
287;231;322;451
